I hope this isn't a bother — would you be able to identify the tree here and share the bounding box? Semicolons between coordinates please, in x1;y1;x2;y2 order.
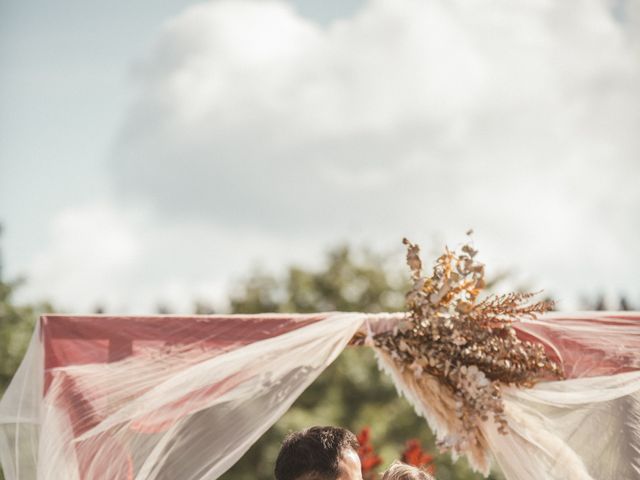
222;245;502;480
0;278;51;397
0;276;53;480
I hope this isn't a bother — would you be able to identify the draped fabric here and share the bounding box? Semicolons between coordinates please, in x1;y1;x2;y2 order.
0;313;371;480
372;313;640;479
1;312;640;479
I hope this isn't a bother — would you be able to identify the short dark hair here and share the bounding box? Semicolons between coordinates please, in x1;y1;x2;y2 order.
274;426;360;480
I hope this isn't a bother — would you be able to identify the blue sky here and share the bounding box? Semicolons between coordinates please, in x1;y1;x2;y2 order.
0;0;363;270
1;0;639;312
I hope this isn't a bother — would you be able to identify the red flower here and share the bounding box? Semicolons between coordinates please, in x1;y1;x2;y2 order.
401;439;436;474
357;427;382;478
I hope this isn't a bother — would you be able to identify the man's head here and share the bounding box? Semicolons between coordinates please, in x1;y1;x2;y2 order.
274;426;362;480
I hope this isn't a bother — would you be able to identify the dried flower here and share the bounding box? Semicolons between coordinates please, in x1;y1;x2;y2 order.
373;238;562;454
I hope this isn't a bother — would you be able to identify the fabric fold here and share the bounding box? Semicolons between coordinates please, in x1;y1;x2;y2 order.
2;312;640;479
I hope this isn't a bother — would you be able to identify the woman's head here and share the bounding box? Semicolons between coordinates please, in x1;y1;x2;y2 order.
381;461;434;480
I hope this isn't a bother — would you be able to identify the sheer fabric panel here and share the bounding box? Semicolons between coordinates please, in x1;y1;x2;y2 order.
373;312;640;479
0;314;366;480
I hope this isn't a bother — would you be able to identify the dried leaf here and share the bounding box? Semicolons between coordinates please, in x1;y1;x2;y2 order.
373;238;562;457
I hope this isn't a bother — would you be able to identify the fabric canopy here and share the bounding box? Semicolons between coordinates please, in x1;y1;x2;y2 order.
1;312;640;480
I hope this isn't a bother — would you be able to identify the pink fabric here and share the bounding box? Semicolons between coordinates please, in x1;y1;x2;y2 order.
514;313;640;379
42;314;324;376
40;314;327;479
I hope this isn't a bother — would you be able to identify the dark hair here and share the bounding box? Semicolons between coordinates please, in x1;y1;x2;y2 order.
274;426;360;480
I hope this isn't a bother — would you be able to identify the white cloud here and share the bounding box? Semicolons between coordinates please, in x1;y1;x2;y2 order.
21;0;640;311
23;203;141;311
20;202;329;312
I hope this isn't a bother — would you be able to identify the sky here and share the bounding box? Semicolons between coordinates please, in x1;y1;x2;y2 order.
1;0;639;313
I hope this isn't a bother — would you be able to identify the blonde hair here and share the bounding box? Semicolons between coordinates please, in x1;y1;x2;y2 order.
381;461;435;480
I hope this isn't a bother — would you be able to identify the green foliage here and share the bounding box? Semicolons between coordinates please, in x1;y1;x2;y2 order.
223;245;503;480
230;246;407;315
0;277;52;480
0;278;50;396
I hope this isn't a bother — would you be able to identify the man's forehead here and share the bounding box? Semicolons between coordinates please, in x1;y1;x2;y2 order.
341;449;360;462
337;448;363;480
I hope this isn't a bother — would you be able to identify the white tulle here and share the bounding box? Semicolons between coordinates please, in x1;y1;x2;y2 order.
0;313;368;480
1;312;640;479
372;312;640;479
